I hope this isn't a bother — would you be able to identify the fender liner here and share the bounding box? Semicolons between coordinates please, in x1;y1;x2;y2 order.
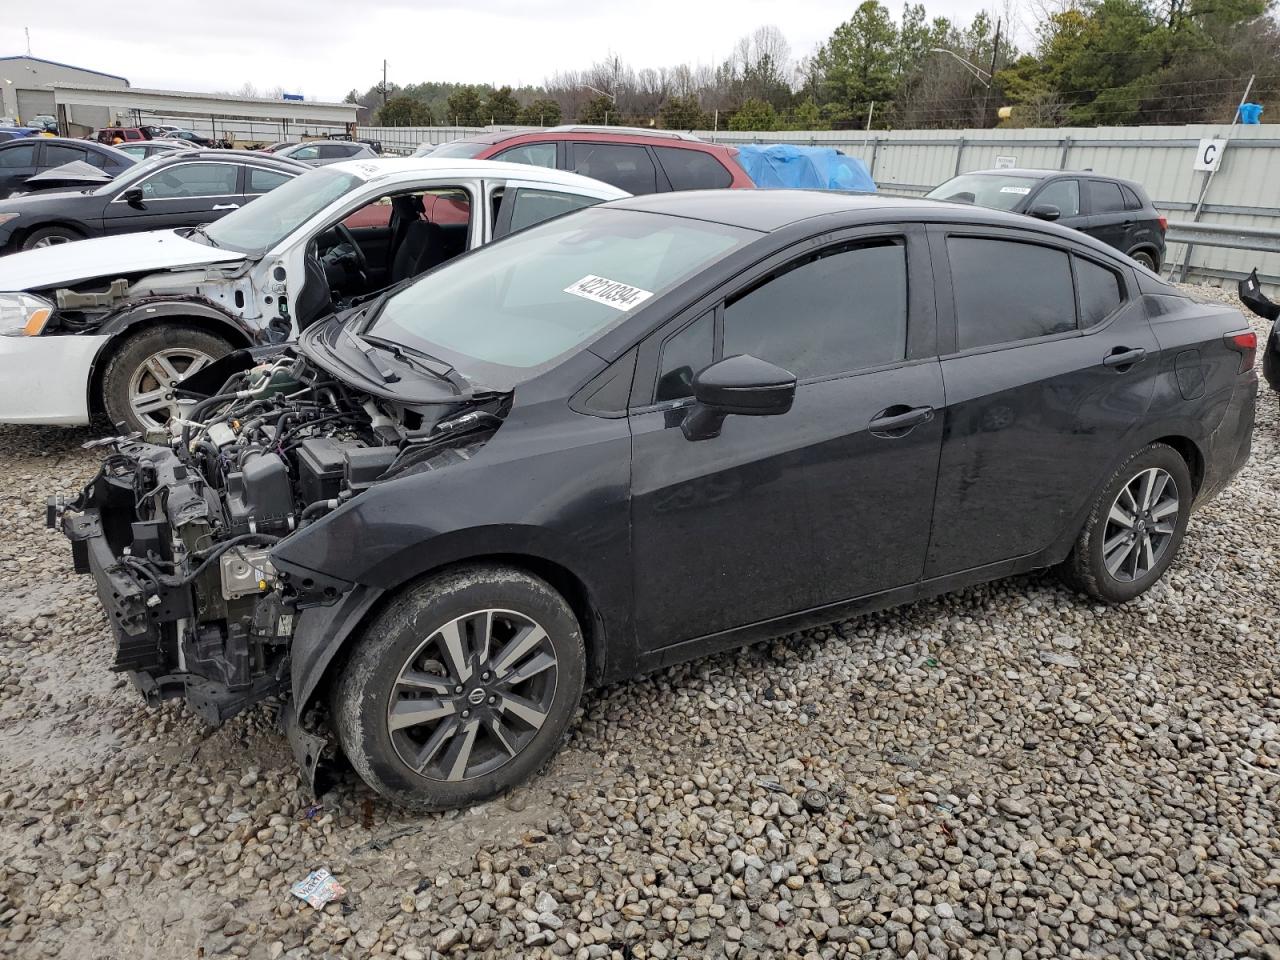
290;584;386;717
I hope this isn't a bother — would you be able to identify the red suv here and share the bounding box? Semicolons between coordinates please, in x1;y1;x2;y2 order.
417;126;753;195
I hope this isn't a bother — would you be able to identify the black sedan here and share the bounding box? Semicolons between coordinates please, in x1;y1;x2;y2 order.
55;191;1257;809
1240;268;1280;401
0;150;306;252
927;169;1168;271
0;136;134;198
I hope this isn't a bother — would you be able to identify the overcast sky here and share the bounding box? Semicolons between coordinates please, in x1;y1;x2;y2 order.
4;0;1010;103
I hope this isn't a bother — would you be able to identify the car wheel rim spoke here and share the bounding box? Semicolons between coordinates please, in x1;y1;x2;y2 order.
388;607;558;782
127;347;214;427
1103;467;1179;583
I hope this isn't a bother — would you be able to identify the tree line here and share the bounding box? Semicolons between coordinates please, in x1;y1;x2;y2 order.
345;0;1279;131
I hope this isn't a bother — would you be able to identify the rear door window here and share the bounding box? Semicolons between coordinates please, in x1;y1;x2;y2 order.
723;239;908;379
44;143;88;167
571;142;658;194
654;147;732;190
1089;180;1126;214
0;143;36;167
947;236;1076;350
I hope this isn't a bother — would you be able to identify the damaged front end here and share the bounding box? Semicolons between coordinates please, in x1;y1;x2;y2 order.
51;343;507;788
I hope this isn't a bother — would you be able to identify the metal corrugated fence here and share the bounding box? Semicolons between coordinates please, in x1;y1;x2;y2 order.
355;122;1279;290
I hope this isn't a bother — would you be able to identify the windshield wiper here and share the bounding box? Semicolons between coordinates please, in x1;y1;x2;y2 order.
359;334;469;394
190;223;219;247
340;326;400;384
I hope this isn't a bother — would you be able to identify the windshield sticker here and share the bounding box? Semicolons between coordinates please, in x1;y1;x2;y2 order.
564;275;655;311
999;185;1031;195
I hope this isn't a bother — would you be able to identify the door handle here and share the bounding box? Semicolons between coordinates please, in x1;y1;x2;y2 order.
212;203;240;210
1103;346;1146;369
869;405;934;437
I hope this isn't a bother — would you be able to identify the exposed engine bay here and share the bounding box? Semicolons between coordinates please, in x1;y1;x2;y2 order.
51;350;507;744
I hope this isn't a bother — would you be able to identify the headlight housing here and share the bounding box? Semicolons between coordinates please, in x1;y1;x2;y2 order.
0;292;54;337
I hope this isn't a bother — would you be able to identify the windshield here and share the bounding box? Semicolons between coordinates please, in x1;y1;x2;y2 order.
200;167;362;254
425;139;488;159
366;207;754;385
926;173;1041;210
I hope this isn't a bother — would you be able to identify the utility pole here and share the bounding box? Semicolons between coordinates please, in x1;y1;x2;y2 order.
25;27;32;56
382;60;388;106
981;19;1001;127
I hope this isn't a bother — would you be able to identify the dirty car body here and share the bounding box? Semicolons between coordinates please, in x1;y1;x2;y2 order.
53;191;1257;808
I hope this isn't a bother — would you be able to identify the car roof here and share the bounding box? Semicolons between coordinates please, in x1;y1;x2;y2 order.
321;156;631;196
961;167;1144;188
605;189;1138;251
441;128;723;151
145;149;308;170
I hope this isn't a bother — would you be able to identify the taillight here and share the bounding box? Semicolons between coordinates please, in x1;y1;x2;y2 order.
1225;330;1257;372
1157;216;1168;232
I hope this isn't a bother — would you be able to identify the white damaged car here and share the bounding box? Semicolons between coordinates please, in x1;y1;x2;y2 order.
0;159;625;432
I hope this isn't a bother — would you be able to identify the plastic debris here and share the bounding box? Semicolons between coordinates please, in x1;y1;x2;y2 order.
801;789;828;813
291;868;345;909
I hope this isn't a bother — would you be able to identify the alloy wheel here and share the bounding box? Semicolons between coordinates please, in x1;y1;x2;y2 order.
127;348;214;428
387;608;559;782
32;234;73;248
1102;467;1179;582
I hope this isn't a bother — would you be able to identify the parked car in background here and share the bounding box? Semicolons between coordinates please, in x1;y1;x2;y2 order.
1239;268;1280;403
420;126;753;195
926;169;1168;270
0;159;626;432
94;127;152;144
115;140;196;161
327;133;382;154
161;129;229;148
259;141;299;153
46;190;1256;810
0;126;42;142
0;137;134;197
0;149;305;253
275;140;379;166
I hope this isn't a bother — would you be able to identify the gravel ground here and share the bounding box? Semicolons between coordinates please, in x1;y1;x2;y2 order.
0;285;1277;960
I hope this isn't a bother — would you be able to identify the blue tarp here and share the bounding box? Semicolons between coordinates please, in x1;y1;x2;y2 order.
1238;102;1263;124
734;144;876;192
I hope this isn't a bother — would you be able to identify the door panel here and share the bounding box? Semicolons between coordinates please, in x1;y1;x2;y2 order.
1084;179;1130;252
926;228;1158;576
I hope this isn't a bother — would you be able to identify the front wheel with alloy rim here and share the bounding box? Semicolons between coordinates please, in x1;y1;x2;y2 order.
332;565;586;810
21;226;83;250
100;324;233;435
1059;442;1192;603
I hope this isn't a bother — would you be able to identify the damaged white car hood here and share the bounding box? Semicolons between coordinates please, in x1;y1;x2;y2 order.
0;230;246;292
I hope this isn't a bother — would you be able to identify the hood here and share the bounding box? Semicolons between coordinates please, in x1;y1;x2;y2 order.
0;229;246;292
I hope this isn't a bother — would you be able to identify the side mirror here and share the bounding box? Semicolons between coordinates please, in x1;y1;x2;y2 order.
123;187;145;208
1029;203;1061;222
681;354;797;442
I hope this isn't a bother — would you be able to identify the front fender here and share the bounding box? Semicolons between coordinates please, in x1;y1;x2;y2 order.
97;297;261;343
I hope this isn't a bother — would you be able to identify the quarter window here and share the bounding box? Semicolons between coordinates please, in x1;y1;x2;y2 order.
723;239;908;380
572;142;658;194
948;237;1076;349
656;311;714;401
1089;180;1126;214
1075;257;1124;327
1034;179;1080;217
494;142;557;168
136;162;239;199
654;147;733;190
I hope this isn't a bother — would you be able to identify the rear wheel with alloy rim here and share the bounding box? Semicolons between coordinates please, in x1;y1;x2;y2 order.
332;565;585;810
1130;249;1158;271
1059;443;1192;603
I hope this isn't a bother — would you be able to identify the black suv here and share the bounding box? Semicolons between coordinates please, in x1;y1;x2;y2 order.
927;169;1167;270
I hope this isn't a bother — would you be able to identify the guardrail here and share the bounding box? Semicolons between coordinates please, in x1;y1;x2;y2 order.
1165;221;1280;285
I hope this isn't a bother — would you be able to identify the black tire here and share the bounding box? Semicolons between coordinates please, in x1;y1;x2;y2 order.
100;324;233;435
21;225;83;251
1059;443;1192;603
332;564;586;811
1130;248;1158;271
